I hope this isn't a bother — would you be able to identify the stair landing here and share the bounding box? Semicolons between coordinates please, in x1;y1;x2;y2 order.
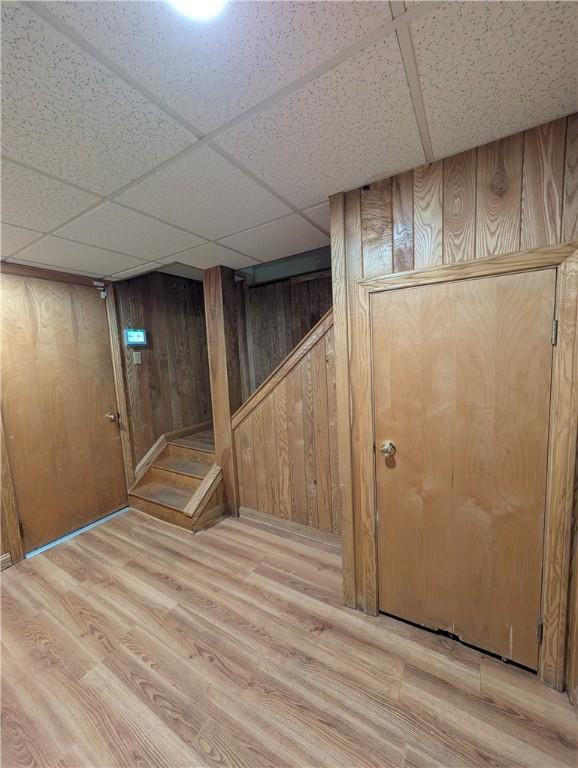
170;428;214;452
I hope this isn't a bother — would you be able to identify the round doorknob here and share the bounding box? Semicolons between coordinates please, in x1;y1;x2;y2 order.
106;412;117;422
380;440;396;458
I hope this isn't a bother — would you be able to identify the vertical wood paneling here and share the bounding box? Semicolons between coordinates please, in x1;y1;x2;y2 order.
242;274;333;394
273;381;292;520
476;133;523;258
252;405;269;516
262;397;279;516
115;273;211;464
392;170;414;272
287;367;308;525
312;340;332;532
361;179;393;278
563;113;578;242
239;414;257;510
325;329;340;535
443;149;476;263
232;317;338;535
521;118;566;249
414;161;443;268
301;350;319;528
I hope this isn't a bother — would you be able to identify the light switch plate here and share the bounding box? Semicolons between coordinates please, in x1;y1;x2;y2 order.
133;350;142;365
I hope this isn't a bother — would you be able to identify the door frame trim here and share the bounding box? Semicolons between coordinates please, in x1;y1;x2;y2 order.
345;241;578;690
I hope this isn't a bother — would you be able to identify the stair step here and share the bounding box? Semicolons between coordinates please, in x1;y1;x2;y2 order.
167;443;216;463
170;429;215;453
129;481;190;512
153;454;211;479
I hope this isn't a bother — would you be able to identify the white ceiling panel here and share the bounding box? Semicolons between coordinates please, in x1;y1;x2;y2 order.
219;215;329;263
56;203;205;260
411;1;578;158
108;261;163;280
216;34;424;209
46;1;393;134
163;243;257;271
1;223;42;259
11;236;145;276
1;4;193;195
158;263;204;282
118;145;291;239
1;160;100;232
302;203;330;234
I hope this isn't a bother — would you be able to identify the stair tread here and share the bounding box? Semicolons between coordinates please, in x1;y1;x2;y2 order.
170;429;215;452
130;481;189;512
153;455;211;478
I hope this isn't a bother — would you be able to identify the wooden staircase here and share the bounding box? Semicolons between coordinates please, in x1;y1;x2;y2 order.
129;428;225;532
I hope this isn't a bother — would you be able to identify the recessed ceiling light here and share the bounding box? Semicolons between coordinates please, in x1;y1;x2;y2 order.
167;0;228;21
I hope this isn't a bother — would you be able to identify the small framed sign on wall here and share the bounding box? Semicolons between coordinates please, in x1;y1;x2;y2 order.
124;328;148;347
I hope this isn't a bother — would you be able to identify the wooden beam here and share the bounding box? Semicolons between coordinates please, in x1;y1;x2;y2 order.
330;194;356;608
0;262;102;287
105;284;135;489
0;410;24;563
204;267;239;515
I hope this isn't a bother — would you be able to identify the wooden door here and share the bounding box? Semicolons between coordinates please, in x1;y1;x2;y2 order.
372;268;556;668
1;275;127;552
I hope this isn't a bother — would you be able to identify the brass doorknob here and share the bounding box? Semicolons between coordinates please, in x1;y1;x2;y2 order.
106;412;117;422
380;440;396;457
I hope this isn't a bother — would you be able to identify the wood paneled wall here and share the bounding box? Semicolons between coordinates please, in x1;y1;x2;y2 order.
236;272;333;399
330;112;578;695
232;312;340;534
357;114;577;278
114;272;212;465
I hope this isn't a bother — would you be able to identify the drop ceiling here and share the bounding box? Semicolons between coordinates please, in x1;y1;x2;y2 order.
1;1;577;280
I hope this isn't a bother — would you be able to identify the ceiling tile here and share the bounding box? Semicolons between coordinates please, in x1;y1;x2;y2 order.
158;263;204;282
56;203;205;260
46;1;393;133
1;223;42;259
108;261;163;280
118;145;291;239
219;215;329;262
12;236;145;277
1;160;100;232
302;202;330;233
163;243;257;271
411;1;578;158
216;34;424;209
1;4;193;195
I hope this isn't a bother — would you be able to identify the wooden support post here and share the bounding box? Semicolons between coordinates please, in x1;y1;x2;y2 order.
105;284;135;490
204;266;241;515
1;410;24;563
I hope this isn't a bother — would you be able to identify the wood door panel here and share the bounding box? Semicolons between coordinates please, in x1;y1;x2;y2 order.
372;269;556;668
1;276;127;551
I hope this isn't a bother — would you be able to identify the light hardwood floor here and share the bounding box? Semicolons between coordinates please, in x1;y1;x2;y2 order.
1;511;576;768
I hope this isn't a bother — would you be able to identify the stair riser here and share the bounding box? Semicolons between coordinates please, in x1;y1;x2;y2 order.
128;497;194;530
145;467;201;491
168;444;216;463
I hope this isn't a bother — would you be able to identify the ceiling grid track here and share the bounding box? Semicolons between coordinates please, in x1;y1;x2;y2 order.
4;0;441;272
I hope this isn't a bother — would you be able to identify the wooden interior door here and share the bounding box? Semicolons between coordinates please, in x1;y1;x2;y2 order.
372;268;556;669
1;275;127;552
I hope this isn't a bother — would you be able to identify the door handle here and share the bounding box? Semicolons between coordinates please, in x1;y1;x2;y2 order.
106;412;117;423
380;440;396;458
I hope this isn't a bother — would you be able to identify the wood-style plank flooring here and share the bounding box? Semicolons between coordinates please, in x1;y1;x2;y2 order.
1;511;576;768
